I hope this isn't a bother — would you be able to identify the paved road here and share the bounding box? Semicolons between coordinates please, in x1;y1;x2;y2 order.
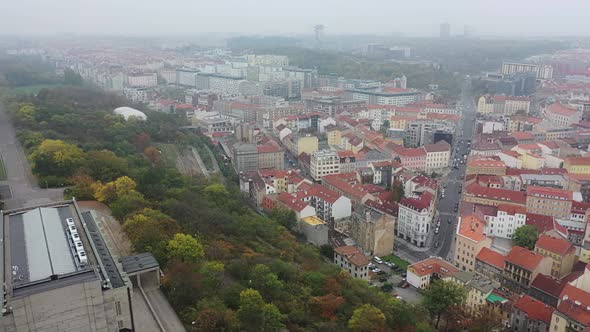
0;103;63;209
395;77;476;263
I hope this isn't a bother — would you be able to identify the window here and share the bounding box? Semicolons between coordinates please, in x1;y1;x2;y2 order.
118;320;124;328
115;301;122;315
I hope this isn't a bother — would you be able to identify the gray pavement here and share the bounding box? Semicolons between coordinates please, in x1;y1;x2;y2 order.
0;103;64;209
395;77;477;264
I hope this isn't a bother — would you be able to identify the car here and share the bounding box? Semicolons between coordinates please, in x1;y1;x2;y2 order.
377;270;386;275
448;218;452;224
454;207;458;212
373;256;383;264
401;282;410;288
379;277;388;282
434;241;440;248
385;262;394;268
368;263;376;268
434;227;439;234
381;284;393;292
373;268;382;273
402;273;407;278
396;296;403;300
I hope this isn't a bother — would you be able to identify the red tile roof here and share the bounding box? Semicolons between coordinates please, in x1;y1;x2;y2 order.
257;144;282;153
336;150;356;158
557;284;590;325
465;183;526;205
505;246;545;271
511;132;535;140
334;246;369;266
513;295;554;324
476;247;505;269
531;274;566;298
277;192;311;213
526;213;555;233
497;204;527;215
548;103;577;117
400;192;433;211
411;175;438;190
424;140;451;153
536;235;575;256
527;185;573;201
407;257;459;278
566;157;590;166
458;215;487;242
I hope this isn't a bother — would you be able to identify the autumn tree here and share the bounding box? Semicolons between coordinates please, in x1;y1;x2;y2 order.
167;233;204;264
143;146;162;165
513;225;538;250
123;208;180;254
85;150;128;182
269;207;297;229
310;294;344;321
203;183;229;206
92;176;138;203
423;280;467;328
348;304;387;332
13;103;36;127
31;139;86;177
237;289;285;332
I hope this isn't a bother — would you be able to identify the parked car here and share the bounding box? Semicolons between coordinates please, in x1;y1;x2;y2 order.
434;241;440;248
373;268;382;273
401;282;410;289
379;277;388;282
373;256;383;264
434;227;439;234
448;218;452;224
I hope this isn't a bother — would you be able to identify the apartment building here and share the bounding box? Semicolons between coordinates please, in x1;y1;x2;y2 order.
483;204;526;239
534;235;576;278
127;72;158;88
300;216;329;246
326;125;342;146
466;158;507;176
526;186;574;219
297;184;352;223
550;284;590;331
424;140;451;173
310;150;340;181
564;157;590;175
397;192;434;247
464;183;527;207
510;295;554;332
475;247;505;282
349;206;395;257
282;133;319;156
407;257;460;289
333;246;369;280
501;61;553;80
455;215;492;272
545;103;582;128
476;95;531;115
502;246;552;294
257;144;284;170
346;89;422;106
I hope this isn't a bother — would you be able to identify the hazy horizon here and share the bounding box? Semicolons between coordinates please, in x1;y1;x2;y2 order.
2;0;590;38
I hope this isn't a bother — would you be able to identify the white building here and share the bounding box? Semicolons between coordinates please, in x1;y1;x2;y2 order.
310;150;340;181
397;192;434;247
333;246;369;280
123;88;149;103
127;73;158;88
176;68;198;87
424;141;451;173
483;205;526;239
501;61;553;80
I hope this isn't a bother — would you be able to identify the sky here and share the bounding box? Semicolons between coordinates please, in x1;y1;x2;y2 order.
1;0;590;38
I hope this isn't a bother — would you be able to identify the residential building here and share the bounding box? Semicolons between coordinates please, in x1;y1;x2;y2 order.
545;103;582;128
510;295;554;332
502;246;552;294
565;157;590;175
300;216;329;246
455;215;492;272
476;95;531;115
257;144;284;170
349;206;395;257
407;257;460;289
1;201;134;331
464;183;527;207
483;204;527;239
283;133;319;156
397;192;434;247
322;173;376;205
346;89;422;106
466;277;498;313
176;68;198;87
501;61;553;80
298;184;352;223
233;143;259;172
526;186;574;219
326;125;342;146
529;274;567;307
424;140;451;173
338;150;357;174
273;192;316;220
333;246;369;280
534;235;576;278
550;284;590;331
127;72;158;88
310;150;340;181
475;247;505;282
466;158;507;176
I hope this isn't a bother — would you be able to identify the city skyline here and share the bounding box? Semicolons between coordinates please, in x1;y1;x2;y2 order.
1;0;590;38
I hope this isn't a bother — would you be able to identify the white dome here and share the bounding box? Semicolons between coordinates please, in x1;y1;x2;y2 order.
113;107;147;121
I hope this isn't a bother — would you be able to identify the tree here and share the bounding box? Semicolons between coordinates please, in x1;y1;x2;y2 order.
237;289;284;332
310;294;344;321
380;120;390;135
513;225;538;250
319;244;334;260
14;103;36;127
110;191;149;219
348;304;387;332
123;208;180;253
167;233;204;264
269;207;297;229
92;176;138;203
64;68;83;85
67;173;95;200
85;150;128;182
143;146;162;165
201;261;225;291
203;183;229;206
423;280;467;328
31;139;86;177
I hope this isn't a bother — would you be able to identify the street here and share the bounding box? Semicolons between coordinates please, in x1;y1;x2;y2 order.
0;103;63;209
395;77;477;263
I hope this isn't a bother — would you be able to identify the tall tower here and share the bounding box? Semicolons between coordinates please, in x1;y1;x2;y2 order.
314;24;325;44
440;22;450;39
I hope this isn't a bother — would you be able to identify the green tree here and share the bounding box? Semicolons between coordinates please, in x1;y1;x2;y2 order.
64;68;83;85
85;150;128;182
380;120;390;134
203;183;229;206
319;244;334;260
109;191;149;219
123;208;180;253
237;289;284;332
167;233;204;264
423;280;467;328
348;304;387;332
31;139;86;177
250;264;284;300
14;103;36;127
513;225;538;250
201;261;225;291
269;207;297;229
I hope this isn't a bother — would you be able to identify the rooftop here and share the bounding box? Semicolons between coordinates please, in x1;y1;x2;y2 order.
566;156;590;166
530;274;566;299
527;185;573;201
514;295;554;324
548;103;578;117
535;235;574;256
334;246;369;267
458;215;487;242
121;252;160;274
505;246;545;271
476;247;505;270
301;215;326;226
465;183;526;205
408;257;459;278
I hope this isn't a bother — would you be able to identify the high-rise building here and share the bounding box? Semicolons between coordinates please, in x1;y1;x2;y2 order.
314;24;325;44
440;22;451;38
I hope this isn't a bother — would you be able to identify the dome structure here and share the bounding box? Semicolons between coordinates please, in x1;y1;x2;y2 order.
113;107;147;121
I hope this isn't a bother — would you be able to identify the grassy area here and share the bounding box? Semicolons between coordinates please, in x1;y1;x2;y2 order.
155;143;179;167
0;155;5;180
381;254;410;270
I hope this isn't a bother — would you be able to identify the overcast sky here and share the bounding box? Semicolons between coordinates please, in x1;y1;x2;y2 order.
1;0;590;37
